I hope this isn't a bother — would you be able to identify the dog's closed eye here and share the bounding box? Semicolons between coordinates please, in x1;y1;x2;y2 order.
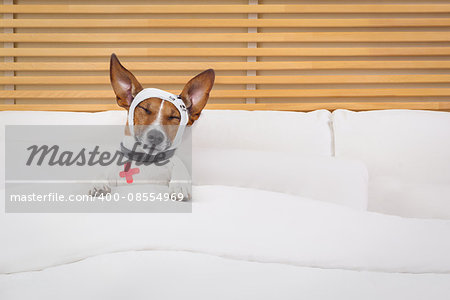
168;116;180;120
138;105;151;114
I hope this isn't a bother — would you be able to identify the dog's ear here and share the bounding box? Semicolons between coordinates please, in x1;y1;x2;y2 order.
180;69;215;124
110;53;143;109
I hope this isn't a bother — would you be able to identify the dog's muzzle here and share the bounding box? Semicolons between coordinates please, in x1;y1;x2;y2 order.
147;129;165;146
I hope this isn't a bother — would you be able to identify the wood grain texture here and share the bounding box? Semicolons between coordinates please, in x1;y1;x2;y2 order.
1;102;449;112
2;18;450;28
2;47;450;57
1;4;449;14
2;75;449;85
2;61;450;71
3;89;450;99
2;32;449;42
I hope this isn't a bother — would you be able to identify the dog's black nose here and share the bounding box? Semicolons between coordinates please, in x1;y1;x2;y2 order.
147;129;164;145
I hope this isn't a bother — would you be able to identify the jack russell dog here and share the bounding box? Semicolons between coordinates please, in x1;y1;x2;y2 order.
89;54;215;200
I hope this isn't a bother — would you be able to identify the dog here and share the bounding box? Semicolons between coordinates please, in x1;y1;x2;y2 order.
88;54;214;201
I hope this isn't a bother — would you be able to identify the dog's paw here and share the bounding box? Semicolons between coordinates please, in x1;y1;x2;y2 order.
168;181;191;201
88;184;111;197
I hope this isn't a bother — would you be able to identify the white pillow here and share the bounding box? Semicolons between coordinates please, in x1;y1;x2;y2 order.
333;109;450;218
370;177;450;220
0;110;128;191
192;148;368;210
0;110;127;128
192;109;333;156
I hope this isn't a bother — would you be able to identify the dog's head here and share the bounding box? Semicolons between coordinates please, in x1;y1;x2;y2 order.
110;53;215;151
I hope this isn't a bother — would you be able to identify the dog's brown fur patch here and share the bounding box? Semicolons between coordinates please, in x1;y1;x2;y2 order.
133;97;181;141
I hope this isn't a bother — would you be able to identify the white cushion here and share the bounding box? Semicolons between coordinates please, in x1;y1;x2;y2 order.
193;110;333;156
0;110;128;188
0;110;127;127
193;148;368;210
370;178;450;219
333;109;450;219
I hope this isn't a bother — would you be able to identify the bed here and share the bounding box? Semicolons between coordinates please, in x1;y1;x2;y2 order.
1;1;450;298
0;109;449;299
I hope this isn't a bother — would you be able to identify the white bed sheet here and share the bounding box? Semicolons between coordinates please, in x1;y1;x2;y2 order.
1;250;449;300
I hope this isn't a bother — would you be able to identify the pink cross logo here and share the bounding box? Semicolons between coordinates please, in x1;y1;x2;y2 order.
119;162;140;184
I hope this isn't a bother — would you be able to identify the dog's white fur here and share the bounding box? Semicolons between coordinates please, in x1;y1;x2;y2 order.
88;140;192;200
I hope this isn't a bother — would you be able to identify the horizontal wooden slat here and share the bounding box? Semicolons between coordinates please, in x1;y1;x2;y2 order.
2;32;449;43
1;102;449;112
2;18;450;28
3;89;450;99
3;47;450;57
2;75;450;85
2;61;450;71
205;102;450;112
1;5;450;14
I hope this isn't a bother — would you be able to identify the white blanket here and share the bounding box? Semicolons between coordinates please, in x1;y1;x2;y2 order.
2;251;450;300
1;185;450;274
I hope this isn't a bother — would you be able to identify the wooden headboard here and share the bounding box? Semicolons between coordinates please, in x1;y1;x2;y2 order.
1;1;450;112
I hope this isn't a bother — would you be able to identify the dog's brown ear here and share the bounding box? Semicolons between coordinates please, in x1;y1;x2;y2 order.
110;53;143;109
180;69;215;124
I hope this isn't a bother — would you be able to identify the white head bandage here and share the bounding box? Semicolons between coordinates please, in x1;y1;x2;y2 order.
128;88;188;150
